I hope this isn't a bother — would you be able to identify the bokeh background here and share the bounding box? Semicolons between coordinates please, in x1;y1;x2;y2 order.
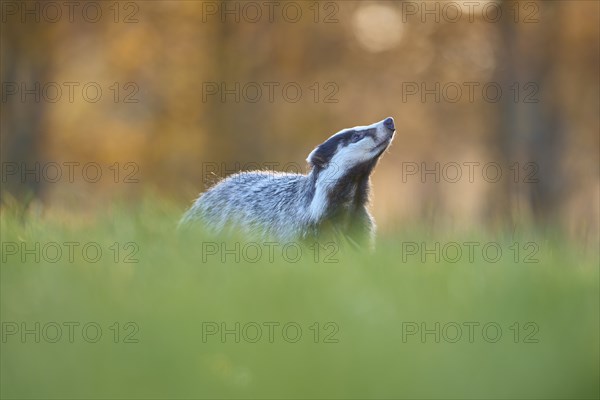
1;1;599;399
2;0;598;245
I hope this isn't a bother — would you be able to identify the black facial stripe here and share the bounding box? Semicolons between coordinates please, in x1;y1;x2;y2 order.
347;128;376;143
309;127;378;168
309;134;344;167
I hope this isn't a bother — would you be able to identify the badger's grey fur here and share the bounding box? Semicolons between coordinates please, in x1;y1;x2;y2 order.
180;117;396;248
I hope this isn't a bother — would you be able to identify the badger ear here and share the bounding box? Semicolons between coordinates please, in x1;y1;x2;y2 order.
307;147;326;168
307;134;340;168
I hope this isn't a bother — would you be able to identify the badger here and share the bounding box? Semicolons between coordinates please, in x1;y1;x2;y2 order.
180;117;396;248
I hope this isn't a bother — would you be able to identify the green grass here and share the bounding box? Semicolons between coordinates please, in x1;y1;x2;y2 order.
1;201;598;399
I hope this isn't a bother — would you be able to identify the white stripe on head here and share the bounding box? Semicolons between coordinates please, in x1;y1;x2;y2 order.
306;118;394;221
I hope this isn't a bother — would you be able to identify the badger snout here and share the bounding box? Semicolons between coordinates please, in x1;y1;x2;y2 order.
377;117;395;144
369;117;395;155
383;117;395;132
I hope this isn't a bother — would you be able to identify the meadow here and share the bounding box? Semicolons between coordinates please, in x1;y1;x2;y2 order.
1;201;598;399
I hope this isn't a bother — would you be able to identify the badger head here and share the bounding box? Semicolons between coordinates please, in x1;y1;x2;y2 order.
307;117;396;172
305;118;396;222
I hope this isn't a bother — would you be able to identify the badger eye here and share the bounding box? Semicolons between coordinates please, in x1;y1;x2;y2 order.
350;132;364;143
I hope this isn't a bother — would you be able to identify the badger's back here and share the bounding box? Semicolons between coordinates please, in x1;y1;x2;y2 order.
181;171;313;240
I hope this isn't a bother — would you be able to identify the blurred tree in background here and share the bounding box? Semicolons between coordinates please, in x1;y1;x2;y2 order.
1;0;598;245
